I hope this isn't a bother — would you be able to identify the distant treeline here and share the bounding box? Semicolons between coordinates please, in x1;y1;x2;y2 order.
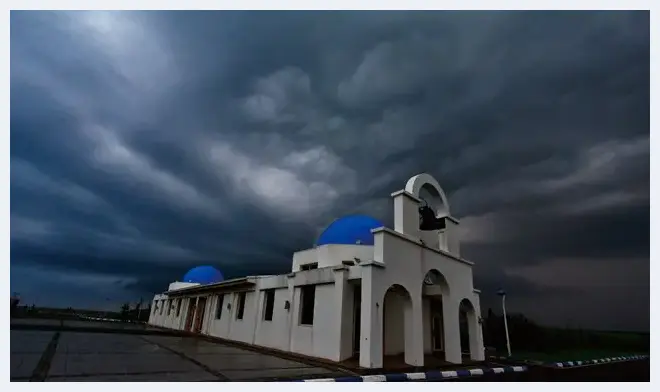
480;308;649;354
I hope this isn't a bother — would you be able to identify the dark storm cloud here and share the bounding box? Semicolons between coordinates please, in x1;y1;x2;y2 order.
10;10;649;329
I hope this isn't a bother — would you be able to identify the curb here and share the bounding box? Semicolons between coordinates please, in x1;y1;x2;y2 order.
553;355;649;368
296;365;528;382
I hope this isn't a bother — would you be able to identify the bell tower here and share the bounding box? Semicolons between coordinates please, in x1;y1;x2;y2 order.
391;173;461;257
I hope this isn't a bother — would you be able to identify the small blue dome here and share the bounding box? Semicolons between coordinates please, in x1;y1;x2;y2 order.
183;266;224;285
316;215;384;246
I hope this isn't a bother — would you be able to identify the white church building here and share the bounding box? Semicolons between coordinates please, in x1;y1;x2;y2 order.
148;173;485;369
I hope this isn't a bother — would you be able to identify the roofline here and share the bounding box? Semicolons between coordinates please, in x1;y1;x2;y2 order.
165;277;256;296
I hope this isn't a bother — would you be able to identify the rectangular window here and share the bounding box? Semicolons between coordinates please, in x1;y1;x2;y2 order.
299;285;316;325
167;299;172;316
342;260;355;266
153;302;158;314
236;292;246;320
160;300;165;315
176;299;182;317
263;289;275;321
300;263;318;271
216;294;224;319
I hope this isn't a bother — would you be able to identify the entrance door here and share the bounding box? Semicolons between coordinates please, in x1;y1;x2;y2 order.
430;298;444;352
184;298;197;331
353;285;361;355
194;297;207;333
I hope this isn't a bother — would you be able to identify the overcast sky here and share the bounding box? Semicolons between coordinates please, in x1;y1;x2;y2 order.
10;11;649;331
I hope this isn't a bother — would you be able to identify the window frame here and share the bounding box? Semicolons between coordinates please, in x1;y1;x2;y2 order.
300;263;318;271
236;292;247;320
216;294;224;319
263;289;275;321
299;285;316;326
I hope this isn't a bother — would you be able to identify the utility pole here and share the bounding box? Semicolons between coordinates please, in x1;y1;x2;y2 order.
497;289;512;357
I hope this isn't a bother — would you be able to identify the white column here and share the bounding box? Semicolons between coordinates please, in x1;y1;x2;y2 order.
178;298;189;330
359;268;383;368
444;218;461;256
442;297;462;364
334;267;353;361
404;293;425;366
469;298;486;361
286;274;296;352
467;312;484;361
391;190;420;238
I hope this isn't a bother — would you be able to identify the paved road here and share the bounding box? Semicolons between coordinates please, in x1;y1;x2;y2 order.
11;330;339;381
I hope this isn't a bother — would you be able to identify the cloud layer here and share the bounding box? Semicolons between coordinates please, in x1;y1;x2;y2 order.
10;11;649;331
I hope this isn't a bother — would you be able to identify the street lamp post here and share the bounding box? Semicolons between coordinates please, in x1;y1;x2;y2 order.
497;289;512;357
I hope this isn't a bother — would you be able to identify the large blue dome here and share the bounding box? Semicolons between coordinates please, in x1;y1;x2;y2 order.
316;215;384;246
183;266;224;285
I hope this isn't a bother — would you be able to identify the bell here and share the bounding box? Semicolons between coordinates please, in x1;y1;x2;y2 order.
419;205;446;231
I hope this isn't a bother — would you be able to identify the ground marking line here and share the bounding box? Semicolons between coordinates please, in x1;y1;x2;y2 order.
29;331;61;382
137;336;230;381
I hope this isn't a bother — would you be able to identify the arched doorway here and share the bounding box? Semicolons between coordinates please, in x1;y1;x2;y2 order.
422;269;450;361
459;298;479;360
382;284;413;365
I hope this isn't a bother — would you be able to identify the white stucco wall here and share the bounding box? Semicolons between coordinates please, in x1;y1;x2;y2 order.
230;291;260;343
317;245;375;268
254;288;290;351
155;269;352;362
376;228;475;297
148;294;187;330
292;248;317;271
289;283;336;359
207;294;232;337
292;244;375;271
168;281;199;291
149;294;170;327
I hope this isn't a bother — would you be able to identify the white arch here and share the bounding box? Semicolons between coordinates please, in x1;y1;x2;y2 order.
405;173;450;216
382;284;414;360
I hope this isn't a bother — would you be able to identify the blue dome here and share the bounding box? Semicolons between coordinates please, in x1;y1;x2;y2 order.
183;266;224;285
316;215;384;246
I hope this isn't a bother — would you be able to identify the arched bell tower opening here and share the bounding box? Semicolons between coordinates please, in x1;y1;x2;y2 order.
418;182;449;219
389;173;460;255
405;173;451;217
